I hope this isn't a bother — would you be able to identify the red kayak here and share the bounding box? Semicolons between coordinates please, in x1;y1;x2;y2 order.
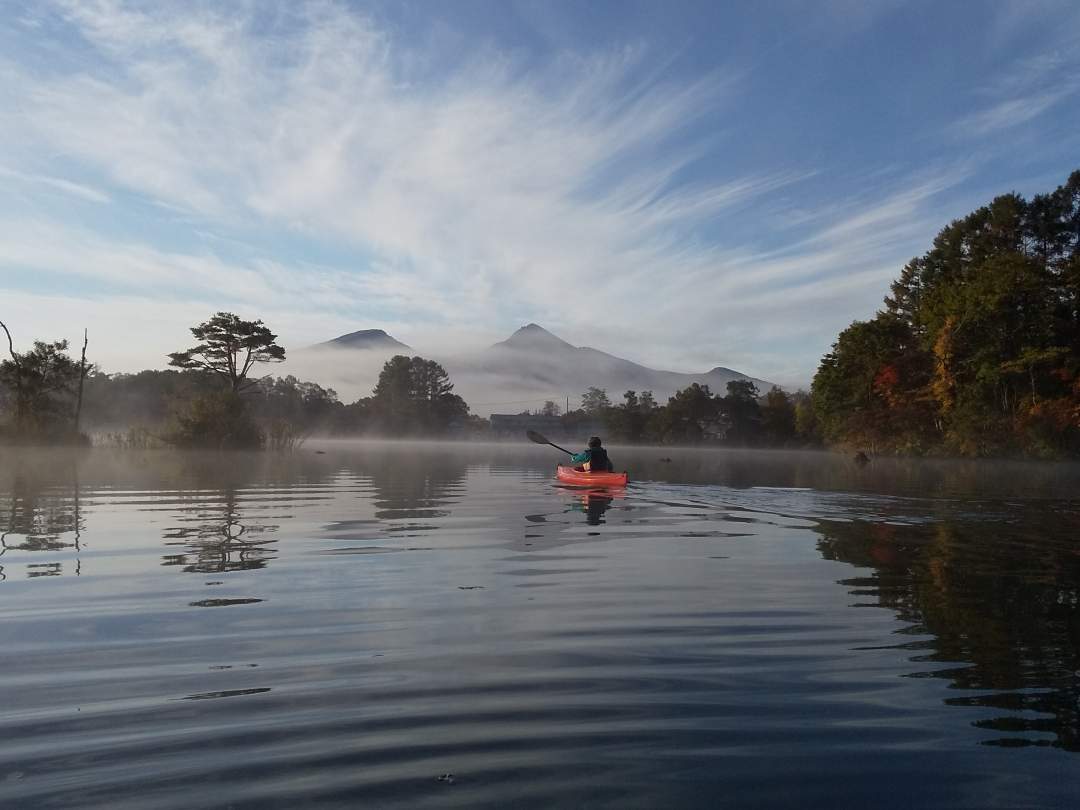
556;465;629;487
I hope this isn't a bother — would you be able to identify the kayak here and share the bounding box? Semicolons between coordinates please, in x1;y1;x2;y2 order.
556;465;629;487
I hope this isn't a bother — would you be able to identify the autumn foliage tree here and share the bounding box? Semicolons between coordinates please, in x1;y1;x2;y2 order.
812;169;1080;456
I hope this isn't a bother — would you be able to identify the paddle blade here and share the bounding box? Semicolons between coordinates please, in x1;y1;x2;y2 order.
526;429;549;445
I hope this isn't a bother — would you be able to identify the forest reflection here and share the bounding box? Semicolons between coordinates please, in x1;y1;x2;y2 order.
0;446;475;579
367;452;467;522
150;449;470;569
817;515;1080;751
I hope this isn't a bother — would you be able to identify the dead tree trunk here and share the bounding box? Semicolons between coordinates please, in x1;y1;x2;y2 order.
0;320;18;367
74;328;88;434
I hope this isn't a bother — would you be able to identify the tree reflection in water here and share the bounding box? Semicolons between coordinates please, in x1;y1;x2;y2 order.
367;452;467;524
319;447;468;543
0;450;300;579
0;462;84;580
817;515;1080;751
159;456;281;574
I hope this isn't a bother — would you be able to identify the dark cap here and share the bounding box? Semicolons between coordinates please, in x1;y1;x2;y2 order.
588;436;602;448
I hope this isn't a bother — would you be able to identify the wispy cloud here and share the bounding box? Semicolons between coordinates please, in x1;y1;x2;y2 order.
949;33;1080;140
0;1;976;386
0;166;111;204
950;88;1077;139
0;215;384;319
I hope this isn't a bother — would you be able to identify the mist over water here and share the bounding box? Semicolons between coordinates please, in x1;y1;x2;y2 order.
2;442;1079;808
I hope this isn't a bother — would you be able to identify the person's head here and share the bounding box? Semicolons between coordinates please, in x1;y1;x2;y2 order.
588;436;602;448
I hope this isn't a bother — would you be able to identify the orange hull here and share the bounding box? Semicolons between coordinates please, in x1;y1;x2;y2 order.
556;465;629;487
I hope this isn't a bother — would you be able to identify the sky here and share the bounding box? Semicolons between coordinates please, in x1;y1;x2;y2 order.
1;0;1079;389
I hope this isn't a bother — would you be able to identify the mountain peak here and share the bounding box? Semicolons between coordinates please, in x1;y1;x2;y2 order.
515;323;555;338
494;323;576;351
317;329;411;351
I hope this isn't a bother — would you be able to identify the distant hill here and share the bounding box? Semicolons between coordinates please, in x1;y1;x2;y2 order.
313;329;411;352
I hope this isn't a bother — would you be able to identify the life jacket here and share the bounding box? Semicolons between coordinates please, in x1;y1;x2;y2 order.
584;447;613;472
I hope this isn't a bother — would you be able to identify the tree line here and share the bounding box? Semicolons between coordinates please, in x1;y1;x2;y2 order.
535;381;815;448
11;162;1077;460
0;312;479;449
810;169;1080;457
3;306;812;450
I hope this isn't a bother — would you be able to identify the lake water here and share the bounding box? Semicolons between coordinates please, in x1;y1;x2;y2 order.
2;441;1079;808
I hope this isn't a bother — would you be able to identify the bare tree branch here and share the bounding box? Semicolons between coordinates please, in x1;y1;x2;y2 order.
0;320;20;370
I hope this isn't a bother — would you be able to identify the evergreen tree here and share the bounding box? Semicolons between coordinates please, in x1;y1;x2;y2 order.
760;387;796;445
371;355;468;435
168;312;285;393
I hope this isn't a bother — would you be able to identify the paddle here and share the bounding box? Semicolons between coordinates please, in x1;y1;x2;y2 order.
526;429;575;457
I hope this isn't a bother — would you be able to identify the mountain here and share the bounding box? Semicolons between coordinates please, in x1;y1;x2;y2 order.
292;323;777;415
493;323;579;352
314;329;411;352
447;324;777;415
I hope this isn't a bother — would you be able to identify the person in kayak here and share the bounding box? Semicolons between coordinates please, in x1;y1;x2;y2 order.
570;436;614;472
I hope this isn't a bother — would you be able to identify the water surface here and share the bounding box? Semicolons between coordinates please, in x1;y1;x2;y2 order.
2;442;1079;808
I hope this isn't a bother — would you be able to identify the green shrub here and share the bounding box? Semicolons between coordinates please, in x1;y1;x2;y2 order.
166;391;263;449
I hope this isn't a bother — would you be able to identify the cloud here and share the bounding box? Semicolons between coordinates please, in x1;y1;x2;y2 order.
950;89;1077;139
0;288;216;372
0;166;111;204
949;35;1080;140
0;1;971;389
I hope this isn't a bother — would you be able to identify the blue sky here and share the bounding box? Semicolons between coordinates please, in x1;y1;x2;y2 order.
1;0;1078;387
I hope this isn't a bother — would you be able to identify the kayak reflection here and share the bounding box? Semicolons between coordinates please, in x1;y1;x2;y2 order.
570;490;617;526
